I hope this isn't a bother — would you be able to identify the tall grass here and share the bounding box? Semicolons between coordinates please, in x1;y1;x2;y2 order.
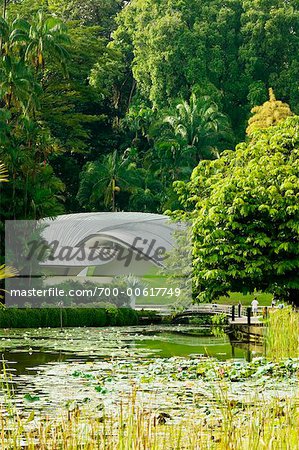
0;391;298;449
266;307;299;360
1;358;298;449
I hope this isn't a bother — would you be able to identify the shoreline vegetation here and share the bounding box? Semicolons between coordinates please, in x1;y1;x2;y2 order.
0;299;295;329
0;307;141;328
266;307;299;360
0;393;298;449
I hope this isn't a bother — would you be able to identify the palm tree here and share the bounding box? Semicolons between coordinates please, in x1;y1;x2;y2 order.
0;17;40;113
0;55;41;111
77;150;141;212
161;93;231;162
5;11;70;72
19;11;70;71
0;264;18;281
0;16;29;55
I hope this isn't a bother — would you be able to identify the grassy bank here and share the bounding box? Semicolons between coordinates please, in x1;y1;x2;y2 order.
136;291;273;306
218;292;272;306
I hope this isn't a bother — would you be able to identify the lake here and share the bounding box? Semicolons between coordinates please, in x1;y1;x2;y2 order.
0;325;295;425
0;325;262;375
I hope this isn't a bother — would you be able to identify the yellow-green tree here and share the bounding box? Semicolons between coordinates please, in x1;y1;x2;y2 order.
246;88;292;136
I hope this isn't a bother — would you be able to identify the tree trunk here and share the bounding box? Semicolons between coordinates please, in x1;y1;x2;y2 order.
129;295;136;309
112;177;116;212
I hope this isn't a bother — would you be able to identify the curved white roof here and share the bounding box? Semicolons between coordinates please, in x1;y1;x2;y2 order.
41;212;178;269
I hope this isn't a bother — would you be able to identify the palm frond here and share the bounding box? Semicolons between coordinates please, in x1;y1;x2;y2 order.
0;162;8;182
0;264;18;280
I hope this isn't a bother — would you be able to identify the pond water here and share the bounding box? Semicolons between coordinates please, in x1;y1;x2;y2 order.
0;325;262;375
0;325;296;424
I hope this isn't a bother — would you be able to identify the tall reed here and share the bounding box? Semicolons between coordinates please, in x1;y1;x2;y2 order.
266;307;299;360
0;388;298;449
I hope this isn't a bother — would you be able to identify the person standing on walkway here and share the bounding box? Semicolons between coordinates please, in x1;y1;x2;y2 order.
251;297;259;316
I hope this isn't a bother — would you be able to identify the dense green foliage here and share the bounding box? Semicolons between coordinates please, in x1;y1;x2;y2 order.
173;117;299;304
0;0;299;303
0;306;139;327
109;0;299;131
1;0;299;216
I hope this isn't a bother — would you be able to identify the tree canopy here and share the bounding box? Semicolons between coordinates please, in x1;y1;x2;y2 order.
173;116;299;304
246;88;292;136
1;0;299;217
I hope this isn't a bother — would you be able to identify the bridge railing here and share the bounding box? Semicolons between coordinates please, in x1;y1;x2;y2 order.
184;304;232;314
186;304;267;319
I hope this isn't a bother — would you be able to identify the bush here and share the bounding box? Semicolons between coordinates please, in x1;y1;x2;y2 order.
0;307;139;328
136;310;163;324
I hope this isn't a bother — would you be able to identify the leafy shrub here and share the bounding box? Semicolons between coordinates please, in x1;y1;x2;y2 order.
211;313;228;326
0;307;138;328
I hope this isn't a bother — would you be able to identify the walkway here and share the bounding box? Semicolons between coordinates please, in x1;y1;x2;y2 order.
228;316;263;325
136;303;266;324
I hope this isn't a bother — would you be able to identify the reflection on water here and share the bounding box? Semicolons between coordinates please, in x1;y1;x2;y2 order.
0;325;263;374
3;351;70;375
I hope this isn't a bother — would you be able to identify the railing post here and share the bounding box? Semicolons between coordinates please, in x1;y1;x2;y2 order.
263;306;268;319
231;305;235;322
238;303;241;318
247;307;251;325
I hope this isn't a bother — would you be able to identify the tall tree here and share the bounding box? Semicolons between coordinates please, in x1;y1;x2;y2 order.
77;149;141;211
10;10;70;71
111;0;244;130
109;0;299;138
0;12;66;221
160;94;231;162
0;160;17;291
173;116;299;305
240;0;299;112
0;55;40;111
